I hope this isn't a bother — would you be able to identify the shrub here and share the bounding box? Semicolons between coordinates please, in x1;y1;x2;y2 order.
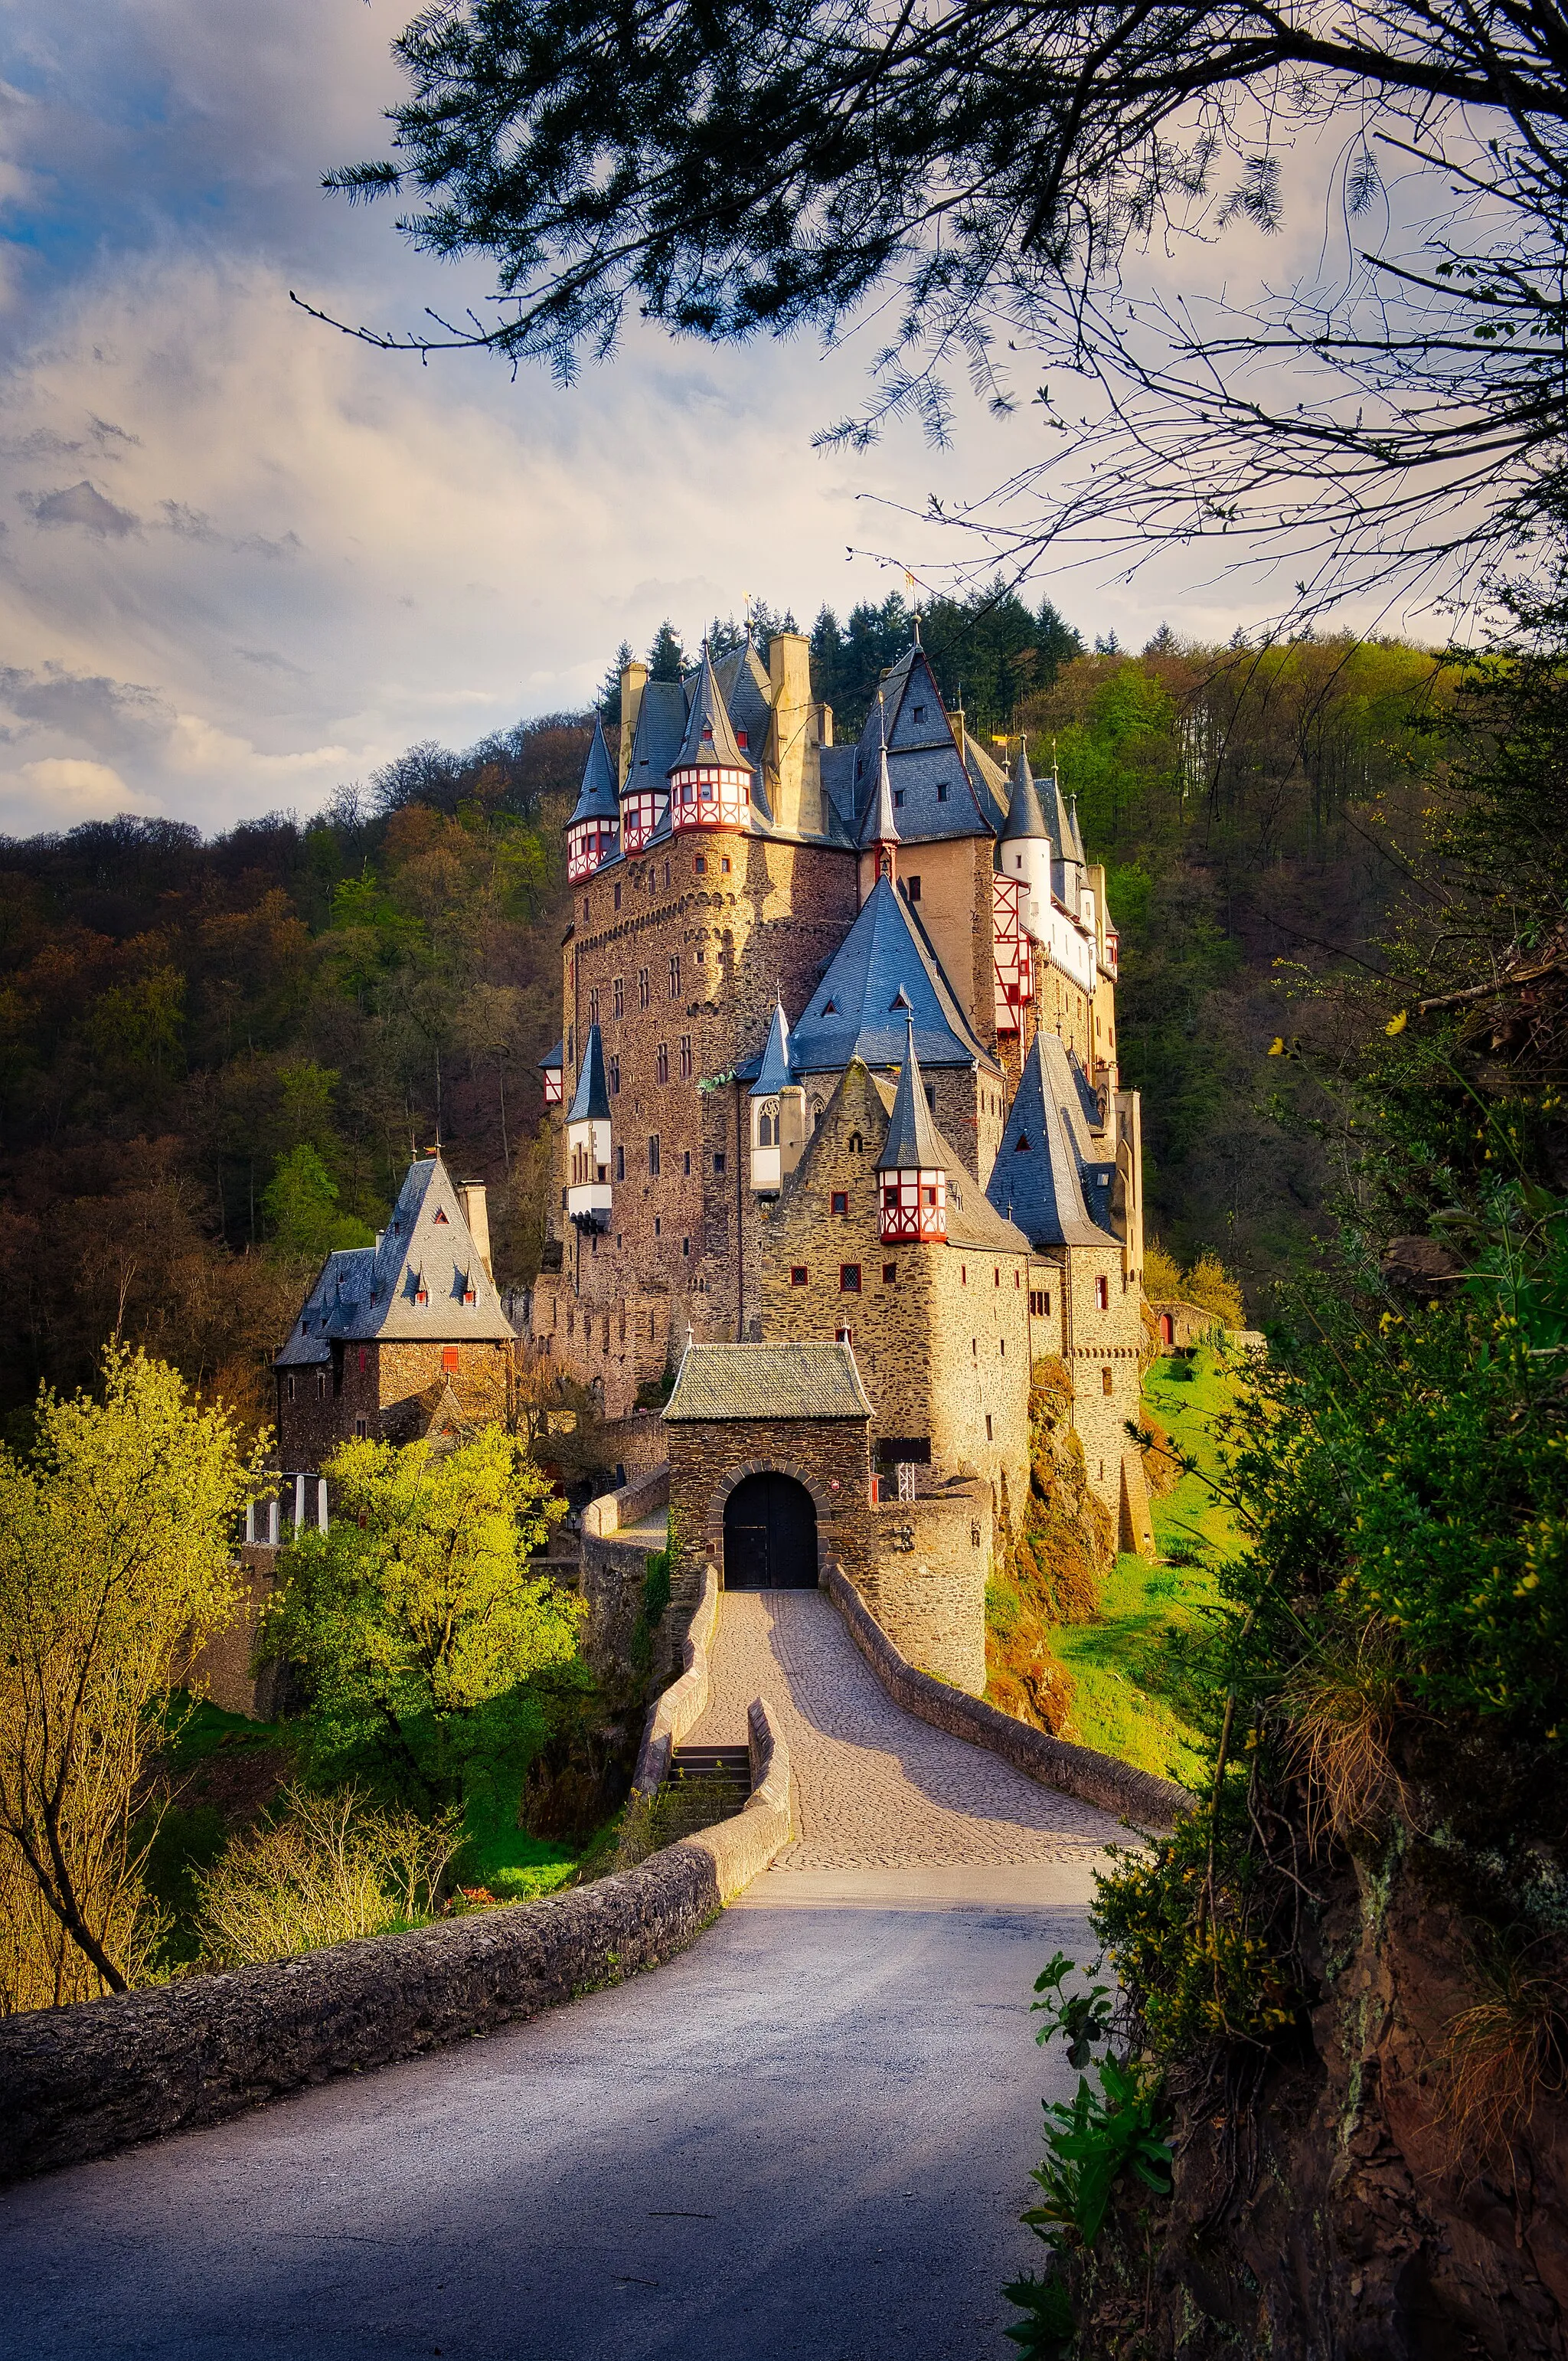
195;1786;463;1967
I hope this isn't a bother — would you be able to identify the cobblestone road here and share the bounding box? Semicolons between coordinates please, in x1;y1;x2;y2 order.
686;1591;1121;1870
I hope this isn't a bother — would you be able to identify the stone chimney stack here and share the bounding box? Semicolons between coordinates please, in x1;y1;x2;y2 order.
766;631;823;838
457;1182;492;1280
618;658;648;790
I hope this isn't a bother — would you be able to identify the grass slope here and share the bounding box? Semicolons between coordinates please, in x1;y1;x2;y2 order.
1053;1344;1243;1788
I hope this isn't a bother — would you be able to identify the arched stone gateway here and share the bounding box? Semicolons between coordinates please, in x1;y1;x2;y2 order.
723;1470;818;1589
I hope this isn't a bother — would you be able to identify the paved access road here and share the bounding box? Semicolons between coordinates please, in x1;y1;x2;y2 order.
0;1592;1128;2361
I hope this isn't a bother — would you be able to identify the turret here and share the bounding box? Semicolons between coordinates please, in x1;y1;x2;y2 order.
565;723;620;881
668;644;753;831
999;745;1053;933
748;1000;807;1194
857;702;900;905
540;1036;564;1106
877;1019;949;1242
564;1025;612;1230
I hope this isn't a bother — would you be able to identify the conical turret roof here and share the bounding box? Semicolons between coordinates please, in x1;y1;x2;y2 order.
567;1024;610;1123
750;999;795;1096
1067;793;1088;864
1001;744;1050;843
877;1017;949;1171
858;713;900;850
1046;764;1075;861
671;643;749;773
569;721;620;826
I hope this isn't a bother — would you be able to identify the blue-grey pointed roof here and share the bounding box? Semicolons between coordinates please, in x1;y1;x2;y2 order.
750;1000;795;1096
788;875;996;1075
540;1037;564;1073
568;721;619;827
672;644;748;773
1067;793;1088;864
985;1033;1119;1248
858;723;900;850
567;1024;611;1123
1045;767;1075;861
1001;746;1050;843
626;679;687;796
877;1020;947;1169
845;649;996;845
275;1155;514;1362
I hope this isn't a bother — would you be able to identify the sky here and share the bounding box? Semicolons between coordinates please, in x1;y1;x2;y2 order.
0;0;1399;839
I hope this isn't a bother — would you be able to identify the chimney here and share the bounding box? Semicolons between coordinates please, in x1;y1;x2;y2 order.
457;1183;492;1280
618;658;648;790
766;631;823;837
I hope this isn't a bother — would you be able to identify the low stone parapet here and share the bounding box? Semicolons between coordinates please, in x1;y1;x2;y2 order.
579;1462;672;1678
825;1562;1189;1830
0;1679;795;2189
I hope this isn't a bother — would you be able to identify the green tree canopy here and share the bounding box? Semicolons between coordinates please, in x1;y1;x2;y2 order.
262;1429;577;1811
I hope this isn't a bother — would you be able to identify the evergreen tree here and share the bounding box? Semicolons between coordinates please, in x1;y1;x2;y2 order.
646;620;684;681
597;639;632;724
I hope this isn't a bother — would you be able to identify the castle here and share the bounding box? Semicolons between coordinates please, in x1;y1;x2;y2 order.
271;627;1152;1693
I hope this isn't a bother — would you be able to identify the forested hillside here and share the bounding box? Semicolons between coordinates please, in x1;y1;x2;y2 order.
0;603;1459;1439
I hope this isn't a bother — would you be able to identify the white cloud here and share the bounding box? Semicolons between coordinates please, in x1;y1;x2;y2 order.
0;755;157;834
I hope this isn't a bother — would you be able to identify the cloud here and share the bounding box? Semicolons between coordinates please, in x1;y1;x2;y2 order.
21;478;138;535
0;756;159;835
0;661;172;752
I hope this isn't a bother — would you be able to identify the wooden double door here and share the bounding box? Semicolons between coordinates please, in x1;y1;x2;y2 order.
723;1472;818;1590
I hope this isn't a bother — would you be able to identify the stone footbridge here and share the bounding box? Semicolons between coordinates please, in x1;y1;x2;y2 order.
0;1588;1128;2360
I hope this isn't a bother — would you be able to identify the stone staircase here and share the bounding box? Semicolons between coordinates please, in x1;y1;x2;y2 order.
655;1745;752;1839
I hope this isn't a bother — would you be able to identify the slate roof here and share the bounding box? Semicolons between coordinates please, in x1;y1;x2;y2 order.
713;642;773;761
787;875;998;1076
985;1032;1120;1248
858;724;900;850
673;644;750;773
567;1024;611;1123
625;679;687;797
275;1155;516;1362
877;1019;947;1169
663;1341;873;1422
1001;746;1050;844
789;1061;1027;1252
568;721;619;826
1066;794;1088;864
750;999;794;1096
540;1036;564;1075
1044;765;1076;862
839;648;995;845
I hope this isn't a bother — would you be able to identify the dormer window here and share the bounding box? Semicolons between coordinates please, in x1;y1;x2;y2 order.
893;788;906;809
737;728;748;749
702;724;713;742
913;704;926;721
433;1208;449;1225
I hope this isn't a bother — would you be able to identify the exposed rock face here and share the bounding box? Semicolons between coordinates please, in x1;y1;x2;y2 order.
1078;1849;1568;2358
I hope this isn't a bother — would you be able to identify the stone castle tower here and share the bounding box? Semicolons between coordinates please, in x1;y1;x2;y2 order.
528;629;1154;1689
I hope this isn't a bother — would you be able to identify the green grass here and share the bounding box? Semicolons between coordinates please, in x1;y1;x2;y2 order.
162;1691;294;1769
1050;1345;1246;1790
456;1823;583;1902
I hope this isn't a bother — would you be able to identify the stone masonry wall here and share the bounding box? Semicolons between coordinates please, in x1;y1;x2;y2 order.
1057;1240;1146;1518
665;1412;875;1594
858;1481;991;1693
276;1338;510;1467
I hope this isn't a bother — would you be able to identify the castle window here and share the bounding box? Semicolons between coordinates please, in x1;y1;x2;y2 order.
831;1191;848;1217
358;1350;368;1373
985;1413;993;1440
355;1416;369;1438
694;855;707;875
668;956;681;998
609;1054;621;1094
835;1326;854;1346
657;1043;669;1084
840;1264;861;1293
433;1208;449;1225
961;1265;968;1285
936;783;949;803
883;1263;897;1284
999;1338;1005;1355
1014;1133;1031;1151
614;883;622;910
737;728;748;749
1102;1365;1113;1395
415;1287;428;1306
925;1084;936;1110
1014;1270;1021;1287
286;1375;296;1401
893;787;906;809
714;1151;727;1174
758;1106;776;1147
721;857;731;873
913;704;926;721
315;1370;327;1398
445;1347;461;1372
639;967;650;1010
1030;1290;1049;1316
791;1266;808;1286
1096;1274;1109;1310
682;1237;690;1257
994;1267;1001;1287
464;1285;476;1306
679;1035;692;1078
906;875;921;903
849;1132;863;1153
654;1216;661;1235
589;988;600;1025
648;1136;661;1177
684;1150;691;1176
613;976;624;1019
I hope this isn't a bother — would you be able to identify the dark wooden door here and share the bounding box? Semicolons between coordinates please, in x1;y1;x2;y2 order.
723;1472;818;1589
